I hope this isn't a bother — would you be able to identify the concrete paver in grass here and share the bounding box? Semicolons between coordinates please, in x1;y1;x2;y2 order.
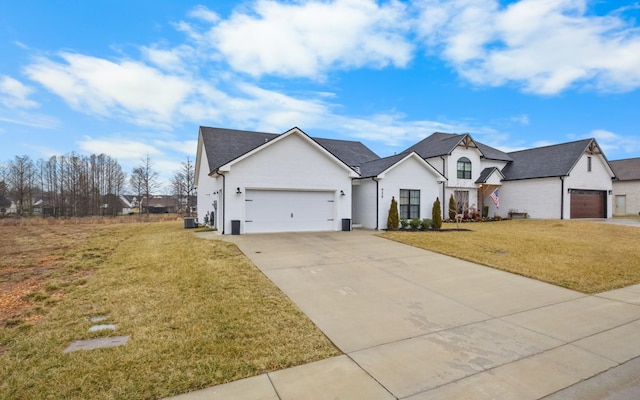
63;336;129;353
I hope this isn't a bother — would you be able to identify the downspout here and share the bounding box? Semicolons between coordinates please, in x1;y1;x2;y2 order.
560;176;565;220
372;177;379;230
221;172;226;234
441;156;447;220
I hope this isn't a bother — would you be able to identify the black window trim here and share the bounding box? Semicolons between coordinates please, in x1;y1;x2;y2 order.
399;189;421;219
457;157;472;179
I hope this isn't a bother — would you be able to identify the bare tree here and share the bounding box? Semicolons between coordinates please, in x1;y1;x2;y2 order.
171;156;195;216
131;154;159;215
0;163;11;211
7;155;35;216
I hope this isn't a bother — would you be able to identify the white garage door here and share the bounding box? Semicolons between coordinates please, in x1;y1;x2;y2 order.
245;190;335;233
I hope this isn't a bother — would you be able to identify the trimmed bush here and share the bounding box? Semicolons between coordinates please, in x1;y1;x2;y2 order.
410;218;421;230
400;218;409;229
432;197;443;230
421;218;432;230
387;196;399;231
448;194;457;220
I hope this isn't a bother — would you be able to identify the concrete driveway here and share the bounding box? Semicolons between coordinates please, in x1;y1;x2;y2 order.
173;230;640;399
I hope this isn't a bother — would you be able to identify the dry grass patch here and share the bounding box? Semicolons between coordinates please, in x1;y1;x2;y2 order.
1;221;338;400
382;220;640;294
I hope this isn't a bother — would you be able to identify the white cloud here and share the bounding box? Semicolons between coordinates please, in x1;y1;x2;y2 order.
141;45;195;73
589;129;640;156
188;5;221;23
0;75;38;108
416;0;640;94
24;53;193;127
78;136;163;160
155;139;198;156
0;111;59;129
188;0;413;79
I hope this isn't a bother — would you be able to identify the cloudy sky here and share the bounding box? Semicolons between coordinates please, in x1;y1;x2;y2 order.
1;0;640;187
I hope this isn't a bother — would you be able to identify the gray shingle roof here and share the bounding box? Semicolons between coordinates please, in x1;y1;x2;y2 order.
610;158;640;181
200;126;379;173
502;139;594;181
358;153;409;178
200;127;278;172
314;137;379;167
475;167;503;184
403;132;512;161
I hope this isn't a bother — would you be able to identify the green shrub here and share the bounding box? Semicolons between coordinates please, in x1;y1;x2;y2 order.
387;196;399;231
409;218;421;230
400;218;409;229
448;194;457;220
483;205;489;218
421;218;432;230
432;197;443;230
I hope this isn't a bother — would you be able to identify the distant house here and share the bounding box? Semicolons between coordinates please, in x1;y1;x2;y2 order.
610;157;640;216
141;195;179;214
195;126;616;234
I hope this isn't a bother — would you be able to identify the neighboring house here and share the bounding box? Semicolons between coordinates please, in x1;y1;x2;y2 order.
119;195;139;214
610;157;640;216
195;126;616;234
141;195;179;214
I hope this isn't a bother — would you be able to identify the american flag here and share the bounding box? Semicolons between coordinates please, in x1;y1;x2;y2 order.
490;188;499;208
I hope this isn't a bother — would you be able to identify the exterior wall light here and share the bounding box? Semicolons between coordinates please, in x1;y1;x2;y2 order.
340;190;345;196
236;187;242;194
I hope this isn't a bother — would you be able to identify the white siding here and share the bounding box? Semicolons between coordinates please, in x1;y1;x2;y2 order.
222;133;352;234
195;142;224;230
376;156;441;230
565;153;613;218
352;179;378;229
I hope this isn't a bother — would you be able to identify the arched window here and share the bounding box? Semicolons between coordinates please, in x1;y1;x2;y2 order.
457;157;471;179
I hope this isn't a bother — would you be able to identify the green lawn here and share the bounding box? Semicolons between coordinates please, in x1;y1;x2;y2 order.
382;219;640;294
0;221;338;400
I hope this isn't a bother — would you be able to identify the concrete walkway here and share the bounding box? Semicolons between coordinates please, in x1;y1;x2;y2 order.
169;229;640;399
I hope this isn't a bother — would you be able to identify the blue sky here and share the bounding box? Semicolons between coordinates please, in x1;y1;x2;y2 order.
1;0;640;187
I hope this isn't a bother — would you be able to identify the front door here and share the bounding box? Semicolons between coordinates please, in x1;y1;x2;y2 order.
615;195;626;216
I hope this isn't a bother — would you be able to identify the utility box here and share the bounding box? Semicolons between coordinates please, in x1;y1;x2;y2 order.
184;217;196;229
231;220;241;235
341;218;351;231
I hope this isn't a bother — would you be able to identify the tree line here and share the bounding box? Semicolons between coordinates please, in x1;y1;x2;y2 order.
0;153;195;218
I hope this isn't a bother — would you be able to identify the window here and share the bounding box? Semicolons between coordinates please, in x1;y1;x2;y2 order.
399;189;420;219
457;157;472;179
587;156;592;172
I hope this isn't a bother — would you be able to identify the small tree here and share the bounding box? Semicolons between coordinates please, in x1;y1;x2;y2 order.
432;197;443;230
448;194;457;220
387;196;399;231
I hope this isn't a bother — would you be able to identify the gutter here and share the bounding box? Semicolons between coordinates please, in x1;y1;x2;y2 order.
441;156;447;220
372;177;379;230
221;172;226;234
560;176;565;220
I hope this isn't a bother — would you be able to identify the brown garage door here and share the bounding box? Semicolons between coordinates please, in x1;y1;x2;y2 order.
570;190;605;218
